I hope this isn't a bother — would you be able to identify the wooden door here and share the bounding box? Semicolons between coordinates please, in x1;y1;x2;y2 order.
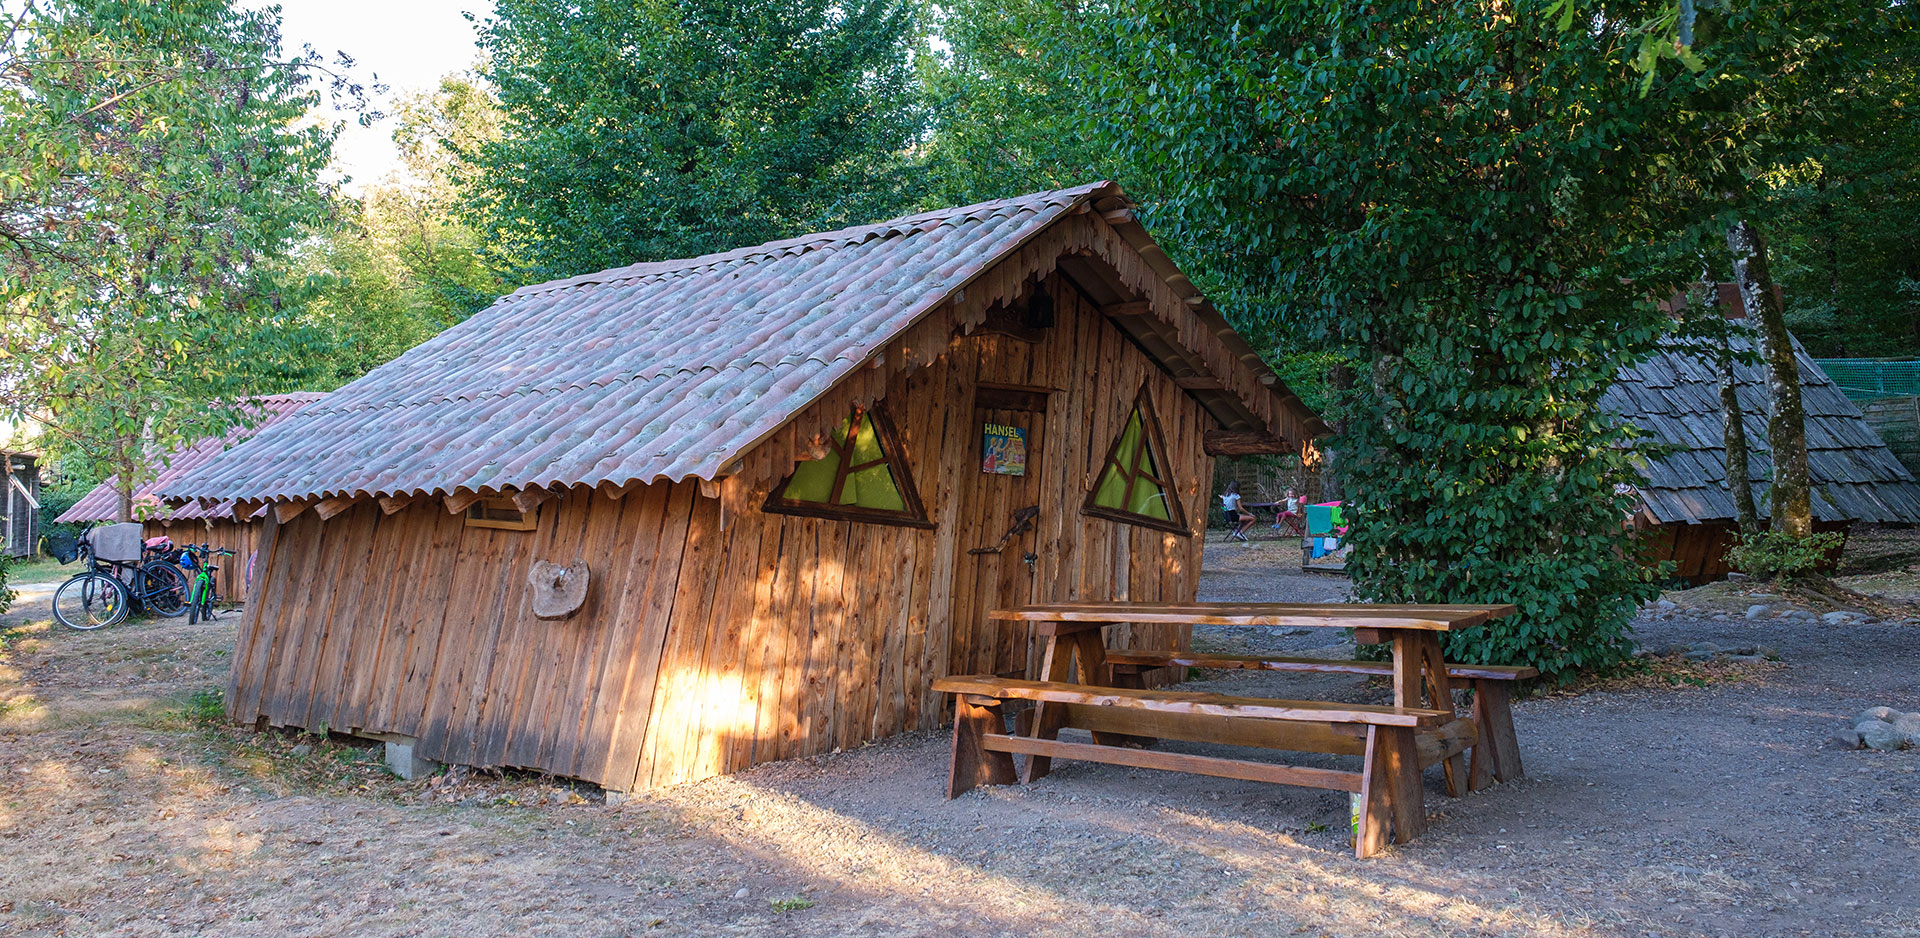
949;390;1049;678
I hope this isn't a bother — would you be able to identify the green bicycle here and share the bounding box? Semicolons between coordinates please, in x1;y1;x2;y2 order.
180;543;235;625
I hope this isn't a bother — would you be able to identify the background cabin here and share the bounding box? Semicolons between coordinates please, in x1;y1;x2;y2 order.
1606;334;1920;585
57;393;323;594
3;451;39;558
162;183;1326;792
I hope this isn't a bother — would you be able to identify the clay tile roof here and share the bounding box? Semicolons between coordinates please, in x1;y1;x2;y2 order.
1605;335;1920;524
159;183;1320;504
57;392;327;523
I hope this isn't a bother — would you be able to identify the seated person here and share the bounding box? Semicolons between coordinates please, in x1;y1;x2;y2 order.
1220;481;1257;542
1273;488;1305;534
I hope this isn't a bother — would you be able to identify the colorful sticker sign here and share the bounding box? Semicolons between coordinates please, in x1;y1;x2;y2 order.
982;423;1028;476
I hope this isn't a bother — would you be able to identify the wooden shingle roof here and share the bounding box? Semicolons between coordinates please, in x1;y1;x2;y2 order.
1605;335;1920;524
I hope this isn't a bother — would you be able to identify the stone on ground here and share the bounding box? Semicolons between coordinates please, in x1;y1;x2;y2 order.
1856;706;1901;724
1858;720;1905;751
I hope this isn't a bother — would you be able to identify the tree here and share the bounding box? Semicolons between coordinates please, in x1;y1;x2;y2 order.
468;0;923;281
1071;0;1716;681
1670;1;1915;541
283;72;509;389
916;0;1106;208
1728;221;1811;538
0;0;355;519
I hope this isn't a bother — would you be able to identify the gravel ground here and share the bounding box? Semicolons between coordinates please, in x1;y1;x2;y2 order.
1;542;1916;938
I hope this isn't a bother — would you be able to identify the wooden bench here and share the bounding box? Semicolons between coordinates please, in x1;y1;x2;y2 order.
932;675;1455;858
1104;650;1535;790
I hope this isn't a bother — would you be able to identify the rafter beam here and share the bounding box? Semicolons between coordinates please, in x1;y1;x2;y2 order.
313;496;358;521
1203;430;1293;457
511;488;550;514
274;499;313;524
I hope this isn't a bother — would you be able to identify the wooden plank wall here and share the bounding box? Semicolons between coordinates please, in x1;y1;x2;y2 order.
146;518;263;598
1641;519;1850;585
230;270;1216;792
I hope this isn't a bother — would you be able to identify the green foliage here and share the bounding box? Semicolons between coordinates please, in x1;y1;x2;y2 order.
769;897;816;913
182;686;227;727
0;0;355;514
1726;530;1845;581
34;479;89;548
1763;14;1920;357
916;0;1109;207
468;0;924;281
1069;0;1716;681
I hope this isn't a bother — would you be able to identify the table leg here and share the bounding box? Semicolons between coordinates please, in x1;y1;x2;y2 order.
1389;633;1423;708
1358;724;1423;858
1021;623;1100;783
1411;632;1468;796
1470;680;1524;784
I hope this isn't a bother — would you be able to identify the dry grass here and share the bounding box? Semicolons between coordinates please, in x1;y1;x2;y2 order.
1548;654;1788;696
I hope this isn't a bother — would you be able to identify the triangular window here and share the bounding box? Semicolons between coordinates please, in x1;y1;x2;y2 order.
1083;385;1189;535
765;404;932;528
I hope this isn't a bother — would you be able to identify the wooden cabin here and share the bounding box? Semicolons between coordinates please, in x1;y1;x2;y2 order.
58;393;323;595
162;183;1326;792
2;451;39;558
1606;334;1920;584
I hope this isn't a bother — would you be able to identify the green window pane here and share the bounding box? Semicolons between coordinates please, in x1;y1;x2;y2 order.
1128;482;1171;519
848;413;885;466
776;409;916;517
1092;462;1130;509
1115;413;1142;467
1091;407;1171;520
842;464;906;510
782;455;839;503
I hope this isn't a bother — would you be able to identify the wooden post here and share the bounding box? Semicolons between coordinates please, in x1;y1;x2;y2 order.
947;695;1017;798
1357;724;1423;858
1469;680;1524;785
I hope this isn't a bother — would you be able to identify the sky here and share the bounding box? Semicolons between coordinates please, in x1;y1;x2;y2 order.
258;0;496;189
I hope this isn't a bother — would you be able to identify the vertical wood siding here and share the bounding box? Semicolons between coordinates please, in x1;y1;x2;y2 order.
145;518;262;599
229;271;1217;791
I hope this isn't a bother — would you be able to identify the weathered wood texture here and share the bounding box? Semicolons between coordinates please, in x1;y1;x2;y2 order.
229;270;1215;791
1637;518;1849;585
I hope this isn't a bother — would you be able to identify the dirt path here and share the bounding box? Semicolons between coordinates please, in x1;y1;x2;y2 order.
1;547;1916;937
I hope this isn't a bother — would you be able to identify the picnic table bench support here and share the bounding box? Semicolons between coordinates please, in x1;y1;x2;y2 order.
936;675;1449;858
947;694;1018;798
1107;649;1533;790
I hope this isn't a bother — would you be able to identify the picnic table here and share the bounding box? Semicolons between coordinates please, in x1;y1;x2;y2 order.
934;600;1527;858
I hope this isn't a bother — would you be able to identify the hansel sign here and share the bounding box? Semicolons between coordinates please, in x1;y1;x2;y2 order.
982;423;1027;476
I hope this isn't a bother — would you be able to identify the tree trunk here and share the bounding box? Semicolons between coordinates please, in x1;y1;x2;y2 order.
1707;277;1760;535
1726;219;1812;538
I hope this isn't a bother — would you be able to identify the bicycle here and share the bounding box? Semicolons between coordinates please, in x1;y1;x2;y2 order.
179;543;235;625
48;528;189;630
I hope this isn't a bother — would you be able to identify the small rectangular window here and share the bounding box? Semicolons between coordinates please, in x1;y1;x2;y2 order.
465;497;538;531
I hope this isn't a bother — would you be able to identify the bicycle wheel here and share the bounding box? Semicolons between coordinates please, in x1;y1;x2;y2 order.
138;562;189;617
53;573;130;630
187;577;204;625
